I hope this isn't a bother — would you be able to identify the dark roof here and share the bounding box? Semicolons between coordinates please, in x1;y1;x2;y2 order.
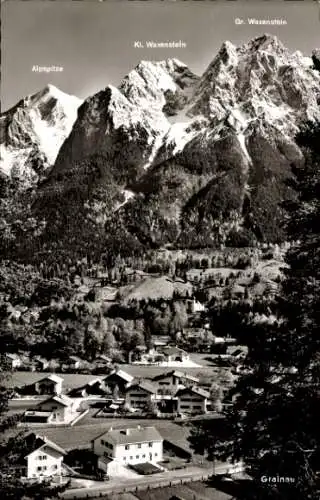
21;433;66;460
104;369;134;384
36;374;63;384
159;346;188;356
152;370;199;383
36;394;73;408
126;380;157;394
95;426;163;446
176;385;210;399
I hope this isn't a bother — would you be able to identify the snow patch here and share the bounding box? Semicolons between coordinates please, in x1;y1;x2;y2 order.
143;132;166;169
237;132;252;165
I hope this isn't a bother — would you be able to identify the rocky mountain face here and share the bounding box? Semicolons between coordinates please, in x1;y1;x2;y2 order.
3;35;320;261
0;85;82;183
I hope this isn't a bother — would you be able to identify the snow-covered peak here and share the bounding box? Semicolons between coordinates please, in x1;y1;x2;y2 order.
188;34;320;135
0;85;82;181
243;33;287;55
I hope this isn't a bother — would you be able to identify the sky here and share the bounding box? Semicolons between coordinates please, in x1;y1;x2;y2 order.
2;0;320;111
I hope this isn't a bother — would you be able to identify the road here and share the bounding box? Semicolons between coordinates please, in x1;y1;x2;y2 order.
60;465;233;499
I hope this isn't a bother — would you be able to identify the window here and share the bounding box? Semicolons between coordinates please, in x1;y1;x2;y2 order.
130;456;133;460
123;457;126;461
155;453;158;457
38;455;47;461
136;455;139;459
43;466;47;471
125;445;130;450
37;466;42;471
148;443;153;448
142;454;146;459
138;444;141;448
53;465;58;470
101;440;104;445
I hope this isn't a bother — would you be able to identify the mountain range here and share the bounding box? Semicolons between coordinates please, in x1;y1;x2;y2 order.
1;34;320;261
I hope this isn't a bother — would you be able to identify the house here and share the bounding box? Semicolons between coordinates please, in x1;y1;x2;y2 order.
125;380;158;410
92;425;163;475
67;356;86;370
3;353;22;369
24;394;79;424
158;346;190;363
94;354;112;367
34;374;63;395
188;299;206;314
11;433;66;480
152;370;200;391
17;374;64;396
102;369;134;396
226;345;248;360
32;356;50;371
176;386;210;415
67;378;109;398
152;336;171;348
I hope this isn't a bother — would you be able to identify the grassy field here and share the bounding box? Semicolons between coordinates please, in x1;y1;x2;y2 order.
5;372;104;391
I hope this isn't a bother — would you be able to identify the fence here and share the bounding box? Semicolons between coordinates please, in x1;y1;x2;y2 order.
62;472;212;499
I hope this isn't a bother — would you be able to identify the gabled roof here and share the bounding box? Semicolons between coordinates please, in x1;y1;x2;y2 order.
176;385;210;399
23;433;66;458
126;380;157;394
24;411;51;418
37;394;73;408
95;354;111;362
69;356;84;363
227;345;248;357
104;369;134;384
95;426;163;446
152;370;200;383
159;346;188;356
37;374;63;384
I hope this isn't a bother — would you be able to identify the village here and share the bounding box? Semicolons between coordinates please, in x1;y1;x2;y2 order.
2;329;247;498
0;246;283;498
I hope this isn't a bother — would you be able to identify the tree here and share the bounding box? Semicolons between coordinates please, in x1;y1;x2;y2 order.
209;382;224;413
189;122;320;499
101;330;116;354
112;384;119;401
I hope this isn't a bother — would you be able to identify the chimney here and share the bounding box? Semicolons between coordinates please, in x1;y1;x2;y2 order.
109;426;113;431
137;425;141;430
126;429;130;435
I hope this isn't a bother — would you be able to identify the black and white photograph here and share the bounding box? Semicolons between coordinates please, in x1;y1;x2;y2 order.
0;0;319;499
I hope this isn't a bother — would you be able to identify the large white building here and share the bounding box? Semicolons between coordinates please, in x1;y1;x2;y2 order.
92;425;163;474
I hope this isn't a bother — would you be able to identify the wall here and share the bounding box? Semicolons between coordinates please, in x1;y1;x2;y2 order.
177;393;206;414
125;387;153;409
37;400;66;423
94;437;163;465
27;448;63;479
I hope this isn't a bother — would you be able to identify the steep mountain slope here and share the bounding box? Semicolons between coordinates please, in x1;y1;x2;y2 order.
0;85;82;183
10;35;320;260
